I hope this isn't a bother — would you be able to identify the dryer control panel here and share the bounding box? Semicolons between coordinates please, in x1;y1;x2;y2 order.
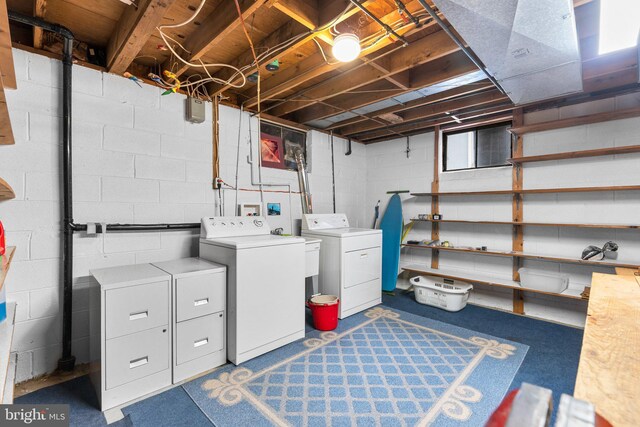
200;216;270;238
302;213;350;231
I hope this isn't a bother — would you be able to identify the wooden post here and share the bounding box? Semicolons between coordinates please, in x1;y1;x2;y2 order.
431;126;440;269
512;109;524;314
212;97;220;189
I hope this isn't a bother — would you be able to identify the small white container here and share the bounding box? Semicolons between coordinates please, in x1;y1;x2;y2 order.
410;276;473;312
518;268;569;293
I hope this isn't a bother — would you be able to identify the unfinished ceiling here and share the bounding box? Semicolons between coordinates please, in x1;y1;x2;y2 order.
6;0;639;143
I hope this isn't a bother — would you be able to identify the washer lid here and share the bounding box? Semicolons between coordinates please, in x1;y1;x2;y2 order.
200;234;305;249
303;227;381;238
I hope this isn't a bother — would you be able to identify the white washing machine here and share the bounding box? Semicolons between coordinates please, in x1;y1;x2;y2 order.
301;213;382;319
199;216;305;365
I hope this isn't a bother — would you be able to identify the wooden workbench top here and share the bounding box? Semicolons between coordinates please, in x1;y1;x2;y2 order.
574;272;640;427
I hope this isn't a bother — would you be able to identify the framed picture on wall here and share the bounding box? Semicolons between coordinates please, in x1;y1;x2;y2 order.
267;203;281;216
260;132;285;169
260;121;308;172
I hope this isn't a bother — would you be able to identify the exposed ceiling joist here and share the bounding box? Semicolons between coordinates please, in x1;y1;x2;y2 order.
291;51;478;123
360;103;514;142
210;0;379;96
344;89;508;136
33;0;46;49
238;0;421;106
267;29;460;116
329;80;494;132
169;0;268;78
106;0;177;74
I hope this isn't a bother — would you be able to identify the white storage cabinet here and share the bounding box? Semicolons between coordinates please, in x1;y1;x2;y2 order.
152;258;227;383
90;264;172;411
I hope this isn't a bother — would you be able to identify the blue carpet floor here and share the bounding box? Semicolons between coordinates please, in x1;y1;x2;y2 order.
16;295;583;426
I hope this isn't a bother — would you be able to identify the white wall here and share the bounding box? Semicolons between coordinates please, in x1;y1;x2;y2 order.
365;93;640;327
0;49;366;381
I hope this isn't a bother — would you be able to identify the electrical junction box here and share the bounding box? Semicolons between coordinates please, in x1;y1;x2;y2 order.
186;96;205;123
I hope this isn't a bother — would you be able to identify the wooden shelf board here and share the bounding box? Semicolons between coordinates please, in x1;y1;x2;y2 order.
508;145;640;164
509;106;640;136
0;178;15;200
401;244;640;269
401;264;586;300
0;247;16;291
410;185;640;197
409;219;640;229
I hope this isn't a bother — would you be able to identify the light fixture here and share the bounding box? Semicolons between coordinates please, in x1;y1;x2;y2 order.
332;33;361;62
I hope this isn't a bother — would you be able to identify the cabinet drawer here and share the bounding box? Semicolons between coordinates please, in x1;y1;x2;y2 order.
176;312;224;365
105;326;169;390
106;280;169;339
176;273;225;322
343;247;381;288
341;278;381;311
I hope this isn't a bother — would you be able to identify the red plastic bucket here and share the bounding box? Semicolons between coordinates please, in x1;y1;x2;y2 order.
307;295;339;331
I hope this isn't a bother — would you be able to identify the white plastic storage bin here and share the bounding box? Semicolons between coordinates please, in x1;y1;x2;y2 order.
518;268;569;293
410;276;473;312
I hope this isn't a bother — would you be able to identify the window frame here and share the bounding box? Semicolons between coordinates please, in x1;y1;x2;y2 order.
442;121;513;172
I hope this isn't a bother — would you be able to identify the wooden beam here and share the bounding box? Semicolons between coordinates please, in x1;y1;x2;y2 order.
268;29;461;117
512;108;524;315
33;0;47;49
431;126;440;269
106;0;177;74
272;0;318;30
169;0;267;77
0;0;16;89
292;51;478;123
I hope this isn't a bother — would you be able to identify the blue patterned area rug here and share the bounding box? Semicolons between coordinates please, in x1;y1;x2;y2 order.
183;306;528;426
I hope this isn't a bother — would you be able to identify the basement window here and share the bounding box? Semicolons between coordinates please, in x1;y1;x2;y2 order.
598;0;640;55
260;121;308;171
443;122;512;172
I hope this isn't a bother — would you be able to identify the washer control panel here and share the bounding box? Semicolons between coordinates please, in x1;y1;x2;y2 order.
201;216;270;238
301;213;350;231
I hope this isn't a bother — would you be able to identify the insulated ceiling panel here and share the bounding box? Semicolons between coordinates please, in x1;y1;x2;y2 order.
433;0;583;104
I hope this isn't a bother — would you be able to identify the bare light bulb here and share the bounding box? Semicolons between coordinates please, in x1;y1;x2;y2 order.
332;33;361;62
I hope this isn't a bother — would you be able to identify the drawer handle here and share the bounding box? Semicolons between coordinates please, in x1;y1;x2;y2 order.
129;311;148;321
194;298;209;307
129;357;148;369
360;253;368;258
194;338;209;348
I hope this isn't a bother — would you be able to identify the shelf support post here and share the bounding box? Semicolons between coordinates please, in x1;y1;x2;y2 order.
431;126;440;269
512;108;525;314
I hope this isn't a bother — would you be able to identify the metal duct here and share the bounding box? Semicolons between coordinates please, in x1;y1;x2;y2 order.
294;149;313;214
432;0;583;104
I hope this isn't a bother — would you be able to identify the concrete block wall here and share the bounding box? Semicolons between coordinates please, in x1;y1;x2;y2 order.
364;94;640;327
0;48;210;381
0;49;368;381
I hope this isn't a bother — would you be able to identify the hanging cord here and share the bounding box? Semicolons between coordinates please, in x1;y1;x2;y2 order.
235;104;244;213
330;131;337;213
234;0;260;114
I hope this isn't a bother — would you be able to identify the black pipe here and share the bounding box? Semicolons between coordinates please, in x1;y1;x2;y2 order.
394;0;422;27
349;0;409;46
416;0;506;95
345;138;352;156
330;132;336;213
9;12;76;371
72;223;200;233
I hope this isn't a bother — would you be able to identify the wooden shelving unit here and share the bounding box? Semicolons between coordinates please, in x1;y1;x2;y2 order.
410;185;640;197
410;218;640;229
401;244;640;269
0;178;14;201
508;145;640;164
402;264;586;300
403;108;640;316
